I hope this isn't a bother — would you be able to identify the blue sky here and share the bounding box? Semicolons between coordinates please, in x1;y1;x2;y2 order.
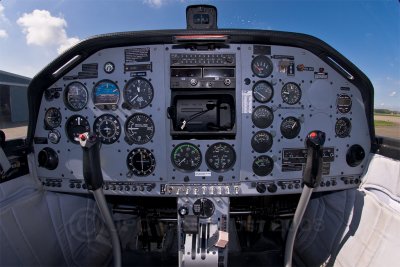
0;0;399;110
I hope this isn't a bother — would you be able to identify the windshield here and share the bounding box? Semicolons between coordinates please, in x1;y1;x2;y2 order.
0;0;399;140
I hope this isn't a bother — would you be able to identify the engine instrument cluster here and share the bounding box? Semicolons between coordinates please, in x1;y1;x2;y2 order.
33;41;371;197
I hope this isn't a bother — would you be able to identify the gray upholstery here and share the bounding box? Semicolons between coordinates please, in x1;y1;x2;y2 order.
0;175;112;266
294;153;400;267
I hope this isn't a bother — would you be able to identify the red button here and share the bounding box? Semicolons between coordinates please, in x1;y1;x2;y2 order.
79;134;86;141
310;132;317;139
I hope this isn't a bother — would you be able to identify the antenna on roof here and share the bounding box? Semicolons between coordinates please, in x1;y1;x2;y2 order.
186;5;218;30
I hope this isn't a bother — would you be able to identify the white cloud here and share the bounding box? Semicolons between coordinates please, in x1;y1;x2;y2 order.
143;0;165;8
0;29;7;38
17;9;80;54
57;36;80;54
0;3;6;20
0;3;8;38
389;91;397;97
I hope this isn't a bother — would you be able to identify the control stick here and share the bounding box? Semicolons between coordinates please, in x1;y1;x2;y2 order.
284;131;326;267
78;133;121;267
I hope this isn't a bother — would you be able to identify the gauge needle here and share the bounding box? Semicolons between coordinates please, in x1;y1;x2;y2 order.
292;122;297;129
179;158;186;165
256;91;265;98
140;152;144;170
130;95;139;103
283;91;290;95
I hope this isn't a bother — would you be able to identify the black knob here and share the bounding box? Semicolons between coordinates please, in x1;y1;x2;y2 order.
267;183;278;193
256;183;266;193
346;144;365;167
38;147;59;170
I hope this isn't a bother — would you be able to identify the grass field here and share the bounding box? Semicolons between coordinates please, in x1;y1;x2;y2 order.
374;120;396;127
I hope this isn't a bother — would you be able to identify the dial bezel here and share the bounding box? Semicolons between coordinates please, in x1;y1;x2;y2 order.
281;82;302;105
123;77;154;109
93;114;121;144
64;82;88;111
252;80;274;103
171;143;202;172
251;55;274;78
125;113;155;145
205;142;236;172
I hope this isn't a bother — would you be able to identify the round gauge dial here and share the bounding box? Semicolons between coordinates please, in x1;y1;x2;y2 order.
280;116;301;139
251;131;273;153
171;143;202;172
44;107;61;129
93;80;120;110
205;142;236;172
65;115;90;144
252;81;274;103
64;82;88;111
337;94;352;113
252;155;274;176
125;113;155;145
127;148;156;177
281;82;302;105
124;77;154;109
252;105;274;128
93;114;121;144
335;117;352;138
251;55;273;78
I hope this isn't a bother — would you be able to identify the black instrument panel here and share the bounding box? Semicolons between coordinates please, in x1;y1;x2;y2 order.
34;42;371;197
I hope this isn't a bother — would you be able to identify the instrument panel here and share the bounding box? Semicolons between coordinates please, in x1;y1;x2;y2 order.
33;43;370;197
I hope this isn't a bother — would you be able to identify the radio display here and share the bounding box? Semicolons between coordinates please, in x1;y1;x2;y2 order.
171;68;202;77
203;68;235;78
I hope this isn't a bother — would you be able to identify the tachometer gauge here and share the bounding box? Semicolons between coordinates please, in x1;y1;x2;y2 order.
127;148;156;177
252;155;274;176
252;105;274;128
65;115;90;144
335;117;351;138
251;131;273;153
93;80;120;110
64;82;88;111
205;142;236;172
251;55;273;78
124;77;154;109
171;143;202;172
44;107;61;129
280;116;301;139
336;94;352;113
281;82;301;105
93;114;121;144
252;81;274;103
125;113;155;145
